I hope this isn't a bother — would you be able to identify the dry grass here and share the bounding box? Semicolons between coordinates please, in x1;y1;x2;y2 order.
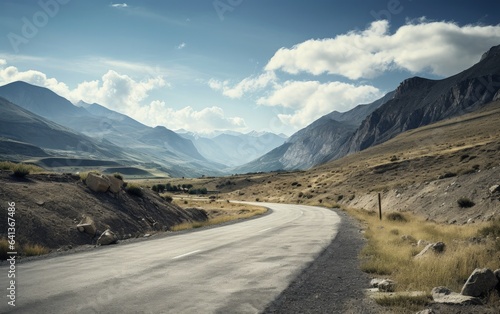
0;161;44;176
170;198;267;232
22;243;50;256
350;207;500;293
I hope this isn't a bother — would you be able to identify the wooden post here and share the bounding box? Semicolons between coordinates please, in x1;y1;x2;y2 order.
378;193;382;220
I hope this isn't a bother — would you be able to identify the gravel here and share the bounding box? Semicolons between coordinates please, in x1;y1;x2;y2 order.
263;209;382;314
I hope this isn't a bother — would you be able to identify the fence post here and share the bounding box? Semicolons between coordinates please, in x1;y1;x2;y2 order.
378;192;382;220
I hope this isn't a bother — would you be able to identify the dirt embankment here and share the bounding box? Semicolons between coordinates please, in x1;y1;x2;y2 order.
0;171;208;251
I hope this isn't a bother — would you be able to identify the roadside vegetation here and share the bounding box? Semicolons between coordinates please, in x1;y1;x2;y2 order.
0;238;49;260
346;207;500;311
169;198;267;231
0;161;44;177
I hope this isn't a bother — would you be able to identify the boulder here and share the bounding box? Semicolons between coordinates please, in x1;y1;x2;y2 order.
378;279;396;292
76;216;97;236
107;175;123;194
461;268;498;297
431;286;481;305
489;184;500;194
86;173;111;193
97;229;118;246
414;242;446;259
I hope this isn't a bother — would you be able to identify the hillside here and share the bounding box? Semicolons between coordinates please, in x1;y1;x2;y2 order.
181;99;500;224
236;45;500;173
0;82;223;177
0;171;208;250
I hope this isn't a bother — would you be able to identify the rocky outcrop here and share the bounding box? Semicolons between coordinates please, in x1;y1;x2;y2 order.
86;173;111;193
431;286;482;305
344;45;500;155
414;242;446;259
461;268;499;297
97;229;118;246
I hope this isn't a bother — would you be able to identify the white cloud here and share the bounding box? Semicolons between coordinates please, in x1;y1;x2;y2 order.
258;80;382;129
265;20;500;79
0;61;245;133
208;71;277;99
110;3;128;8
177;42;186;50
0;59;6;66
135;102;247;133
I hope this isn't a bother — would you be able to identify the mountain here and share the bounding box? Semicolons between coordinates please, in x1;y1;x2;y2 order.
179;131;287;167
0;82;221;177
234;91;394;173
235;44;500;173
0;97;123;159
343;44;500;154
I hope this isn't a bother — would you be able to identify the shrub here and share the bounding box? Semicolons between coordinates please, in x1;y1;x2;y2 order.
113;172;123;180
386;212;407;222
163;195;173;203
126;184;143;197
12;163;31;177
0;238;9;260
23;243;49;256
478;219;500;238
457;197;475;208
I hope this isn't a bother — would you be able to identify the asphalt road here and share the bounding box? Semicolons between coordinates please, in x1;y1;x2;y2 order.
0;202;340;314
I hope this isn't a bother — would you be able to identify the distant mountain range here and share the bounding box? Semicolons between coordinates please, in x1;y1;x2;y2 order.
235;44;500;173
178;130;287;168
1;45;499;177
0;82;285;177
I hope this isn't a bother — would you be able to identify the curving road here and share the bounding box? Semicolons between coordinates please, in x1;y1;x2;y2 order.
0;203;340;314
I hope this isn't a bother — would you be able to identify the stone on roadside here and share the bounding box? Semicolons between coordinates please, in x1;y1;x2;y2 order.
378;279;396;292
370;278;384;288
86;173;111;193
431;286;482;305
489;184;499;194
461;268;498;297
77;216;97;236
97;229;118;246
414;242;446;259
107;175;123;194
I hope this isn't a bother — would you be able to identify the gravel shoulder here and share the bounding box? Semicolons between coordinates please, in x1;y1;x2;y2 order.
263;209;382;314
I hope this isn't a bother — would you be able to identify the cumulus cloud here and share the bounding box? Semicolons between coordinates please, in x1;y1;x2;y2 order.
258;80;382;129
208;71;277;99
0;61;245;133
110;3;128;8
177;42;186;50
265;20;500;79
135;102;247;133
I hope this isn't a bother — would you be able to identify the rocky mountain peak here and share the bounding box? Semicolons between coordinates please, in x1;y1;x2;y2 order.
394;76;432;98
480;44;500;61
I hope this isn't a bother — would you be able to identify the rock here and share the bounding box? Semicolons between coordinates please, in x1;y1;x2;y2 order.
107;175;123;194
432;242;446;253
414;242;446;259
370;278;384;288
144;233;151;238
489;184;500;194
417;239;428;247
461;268;498;297
76;216;97;236
86;173;111;193
415;309;435;314
97;229;118;246
432;286;482;305
494;269;500;292
378;279;396;292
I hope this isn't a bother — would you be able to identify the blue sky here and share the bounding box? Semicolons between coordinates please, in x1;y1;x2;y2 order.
1;0;500;135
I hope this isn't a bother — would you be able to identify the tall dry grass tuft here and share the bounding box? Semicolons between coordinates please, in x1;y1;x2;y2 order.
350;207;500;292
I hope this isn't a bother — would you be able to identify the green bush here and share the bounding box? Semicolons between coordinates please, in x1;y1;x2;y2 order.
457;197;475;208
126;184;143;197
163;195;173;203
113;172;123;180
